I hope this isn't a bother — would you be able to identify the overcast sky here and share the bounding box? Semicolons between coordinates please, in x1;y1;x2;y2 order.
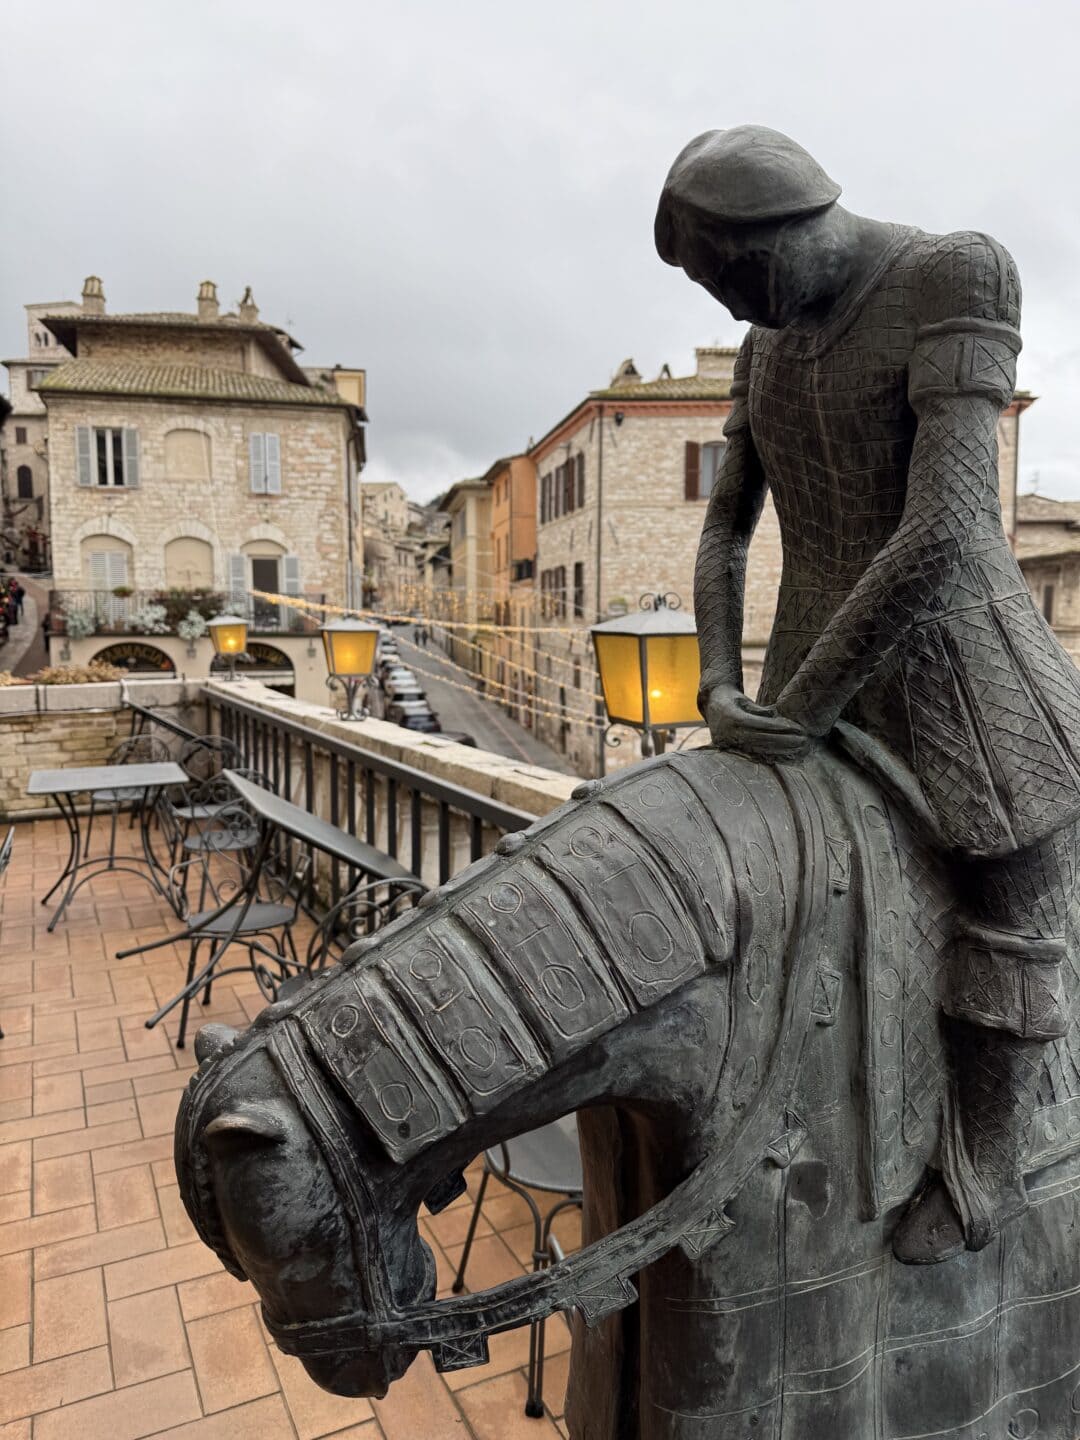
4;0;1079;502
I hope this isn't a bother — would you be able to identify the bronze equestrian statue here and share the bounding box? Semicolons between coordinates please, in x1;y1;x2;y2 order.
174;130;1080;1437
656;125;1080;1266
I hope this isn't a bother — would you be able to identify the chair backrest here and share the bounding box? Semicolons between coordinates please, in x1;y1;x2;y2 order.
307;877;427;972
178;734;242;782
109;734;173;766
0;827;14;882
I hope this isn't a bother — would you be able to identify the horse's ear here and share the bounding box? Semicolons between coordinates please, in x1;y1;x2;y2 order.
203;1107;287;1150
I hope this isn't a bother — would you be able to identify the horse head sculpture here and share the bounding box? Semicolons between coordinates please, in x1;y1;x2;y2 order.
175;744;1080;1439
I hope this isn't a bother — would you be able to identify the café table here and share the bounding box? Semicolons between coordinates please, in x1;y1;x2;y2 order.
28;762;188;931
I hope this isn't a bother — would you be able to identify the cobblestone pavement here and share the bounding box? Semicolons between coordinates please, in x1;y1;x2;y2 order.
0;820;578;1439
371;637;578;776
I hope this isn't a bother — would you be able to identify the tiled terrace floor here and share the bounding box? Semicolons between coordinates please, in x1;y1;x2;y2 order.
0;819;580;1439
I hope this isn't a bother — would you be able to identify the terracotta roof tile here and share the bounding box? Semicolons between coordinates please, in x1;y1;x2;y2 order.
36;360;348;408
588;375;733;401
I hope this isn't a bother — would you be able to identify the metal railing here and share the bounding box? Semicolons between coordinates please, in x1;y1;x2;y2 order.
204;688;535;902
49;590;325;638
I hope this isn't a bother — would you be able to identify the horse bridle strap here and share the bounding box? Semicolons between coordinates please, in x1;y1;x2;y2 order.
262;765;839;1369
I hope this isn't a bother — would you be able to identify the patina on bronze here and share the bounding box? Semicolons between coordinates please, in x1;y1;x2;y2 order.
174;130;1080;1439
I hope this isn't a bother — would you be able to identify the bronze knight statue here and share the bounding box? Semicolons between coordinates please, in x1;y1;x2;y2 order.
656;124;1080;1264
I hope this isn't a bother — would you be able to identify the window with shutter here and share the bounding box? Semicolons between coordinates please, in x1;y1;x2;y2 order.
76;426;93;486
123;429;140;487
701;440;727;497
265;434;282;494
576;453;585;508
228;553;247;606
249;434;266;493
685;441;701;501
282;555;301;594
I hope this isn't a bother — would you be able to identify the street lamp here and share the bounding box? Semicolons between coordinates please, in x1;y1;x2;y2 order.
207;614;249;683
590;592;700;756
322;618;378;721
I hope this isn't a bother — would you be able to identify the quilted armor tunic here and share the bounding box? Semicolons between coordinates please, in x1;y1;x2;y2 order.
703;225;1080;857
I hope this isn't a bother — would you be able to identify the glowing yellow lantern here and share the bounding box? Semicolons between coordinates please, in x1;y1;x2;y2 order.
590;594;700;755
321;619;379;720
207;614;249;682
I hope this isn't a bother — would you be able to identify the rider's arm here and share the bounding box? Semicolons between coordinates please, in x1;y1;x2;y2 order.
774;232;1022;737
695;332;769;702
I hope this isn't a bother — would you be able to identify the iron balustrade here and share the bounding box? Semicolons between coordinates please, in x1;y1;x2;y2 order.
204;688;535;906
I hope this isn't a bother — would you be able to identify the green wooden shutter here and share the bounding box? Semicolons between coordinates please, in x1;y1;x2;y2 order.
76;426;93;486
249;434;266;493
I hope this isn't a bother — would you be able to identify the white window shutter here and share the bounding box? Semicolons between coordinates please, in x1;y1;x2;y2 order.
123;429;140;487
228;553;247;607
249;433;266;493
283;555;301;595
107;551;129;587
265;433;281;494
89;551;108;587
76;426;92;486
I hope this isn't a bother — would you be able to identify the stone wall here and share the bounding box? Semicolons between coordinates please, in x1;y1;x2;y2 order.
0;679;206;819
46;393;350;598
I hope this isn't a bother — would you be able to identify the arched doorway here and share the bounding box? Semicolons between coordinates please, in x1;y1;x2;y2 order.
92;643;176;675
211;641;295;695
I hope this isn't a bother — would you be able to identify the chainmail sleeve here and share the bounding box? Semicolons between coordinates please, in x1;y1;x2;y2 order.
694;332;768;701
775;232;1022;736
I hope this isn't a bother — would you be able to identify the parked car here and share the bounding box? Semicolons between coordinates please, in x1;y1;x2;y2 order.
390;703;441;733
381;667;414;692
386;679;427;702
387;699;439;728
438;731;477;747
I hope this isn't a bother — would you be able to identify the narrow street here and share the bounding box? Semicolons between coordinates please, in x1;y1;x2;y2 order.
371;634;578;775
0;572;49;677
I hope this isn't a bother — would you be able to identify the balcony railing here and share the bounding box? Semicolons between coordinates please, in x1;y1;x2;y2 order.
48;589;325;638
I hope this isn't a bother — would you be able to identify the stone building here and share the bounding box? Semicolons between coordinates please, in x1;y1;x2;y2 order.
0;296;80;569
443;474;494;669
35;278;366;637
1013;493;1080;666
524;346;1034;778
489;454;537;725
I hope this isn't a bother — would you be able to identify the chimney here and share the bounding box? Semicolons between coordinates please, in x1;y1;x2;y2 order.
238;286;259;323
197;280;219;322
81;276;106;316
609;358;642;389
695;346;739;385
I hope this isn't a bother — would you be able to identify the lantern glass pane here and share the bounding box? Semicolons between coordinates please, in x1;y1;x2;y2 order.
642;633;702;726
323;627;377;677
594;633;644;726
211;621;247;655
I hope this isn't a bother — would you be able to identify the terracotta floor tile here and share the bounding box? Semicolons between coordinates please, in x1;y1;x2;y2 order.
104;1237;221;1300
33;1117;141;1161
176;1269;256;1322
0;1201;97;1260
455;1369;563;1439
0;1344;112;1423
186;1304;278;1414
80;1055;176;1089
32;1071;83;1115
0;1102;31;1126
152;1393;297;1439
0;1253;30;1328
109;1286;190;1386
33;1151;94;1213
0;1414;31;1438
443;1232;526;1293
542;1347;570;1418
0;1193;29;1223
76;1015;123;1054
92;1133;175;1175
84;1079;135;1106
0;1324;30;1374
424;1198;493;1250
137;1088;182;1137
132;1068;190;1098
0;1107;85;1147
33;1369;201;1440
32;1046;126;1079
31;1013;77;1046
122;1024;173;1061
371;1350;468;1439
157;1185;197;1247
0;1143;31;1196
0;1065;32;1102
33;1266;107;1361
267;1336;375;1440
36;1217;166;1281
88;1097;140;1127
95;1164;160;1230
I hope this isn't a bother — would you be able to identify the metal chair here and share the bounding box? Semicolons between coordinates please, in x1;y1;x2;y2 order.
452;1117;583;1418
178;734;242;784
155;806;311;1049
0;826;14;1040
85;734;173;863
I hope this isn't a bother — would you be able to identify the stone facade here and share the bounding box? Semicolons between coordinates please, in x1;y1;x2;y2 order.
30;279;363;622
444;476;494;669
0;298;79;568
489;455;537;723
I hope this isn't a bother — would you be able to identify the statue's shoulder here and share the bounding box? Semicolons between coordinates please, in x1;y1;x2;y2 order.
910;228;1021;328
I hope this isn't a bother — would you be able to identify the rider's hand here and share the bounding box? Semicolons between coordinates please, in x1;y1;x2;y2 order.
701;683;814;761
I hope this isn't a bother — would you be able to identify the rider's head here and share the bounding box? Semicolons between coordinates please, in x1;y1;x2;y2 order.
655;125;851;330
